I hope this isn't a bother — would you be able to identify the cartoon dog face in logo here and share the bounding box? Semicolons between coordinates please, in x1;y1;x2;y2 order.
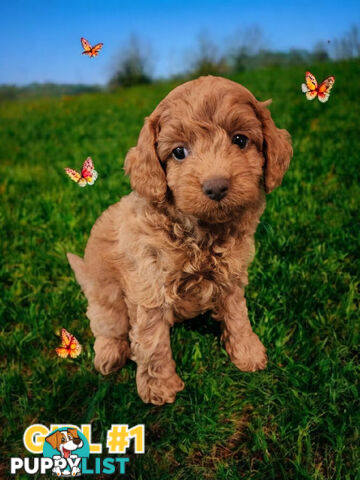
45;428;83;458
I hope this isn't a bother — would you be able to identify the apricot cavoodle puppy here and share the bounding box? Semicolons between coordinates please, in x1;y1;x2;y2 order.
68;76;292;405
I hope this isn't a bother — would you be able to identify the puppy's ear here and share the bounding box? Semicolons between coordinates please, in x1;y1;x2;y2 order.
124;115;167;203
45;431;60;450
257;100;293;194
68;428;79;438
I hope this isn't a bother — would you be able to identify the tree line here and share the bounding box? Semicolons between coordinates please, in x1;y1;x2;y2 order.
109;25;360;87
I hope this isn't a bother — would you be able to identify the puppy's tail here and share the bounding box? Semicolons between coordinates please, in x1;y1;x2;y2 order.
67;253;88;291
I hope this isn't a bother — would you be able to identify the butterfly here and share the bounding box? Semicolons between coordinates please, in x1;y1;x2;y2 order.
81;37;103;57
301;71;335;103
65;157;98;187
56;328;82;359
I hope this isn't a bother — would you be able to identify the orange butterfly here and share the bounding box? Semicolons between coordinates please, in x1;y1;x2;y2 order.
56;328;82;359
301;71;335;103
65;157;98;187
81;37;103;57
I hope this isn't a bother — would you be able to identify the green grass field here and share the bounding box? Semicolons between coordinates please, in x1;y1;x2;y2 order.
1;60;359;480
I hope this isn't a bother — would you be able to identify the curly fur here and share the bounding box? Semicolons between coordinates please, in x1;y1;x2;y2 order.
67;76;292;405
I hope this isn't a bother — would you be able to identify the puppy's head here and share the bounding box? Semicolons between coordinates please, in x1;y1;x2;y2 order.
125;76;292;222
45;428;83;458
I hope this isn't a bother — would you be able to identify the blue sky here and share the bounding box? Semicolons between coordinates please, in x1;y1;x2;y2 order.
1;0;359;85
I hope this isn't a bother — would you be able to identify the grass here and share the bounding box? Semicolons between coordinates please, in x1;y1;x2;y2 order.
0;60;359;479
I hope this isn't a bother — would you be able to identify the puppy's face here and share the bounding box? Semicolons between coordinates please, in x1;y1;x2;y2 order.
125;76;292;222
45;428;83;458
157;82;266;221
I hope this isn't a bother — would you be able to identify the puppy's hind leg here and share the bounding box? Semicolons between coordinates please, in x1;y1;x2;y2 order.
67;253;130;375
88;292;130;376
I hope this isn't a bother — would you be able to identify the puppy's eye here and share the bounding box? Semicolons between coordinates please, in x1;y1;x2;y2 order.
172;146;188;161
232;134;248;149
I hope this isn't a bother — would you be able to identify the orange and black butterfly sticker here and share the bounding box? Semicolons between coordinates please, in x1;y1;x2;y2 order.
81;37;103;57
56;328;82;359
301;71;335;103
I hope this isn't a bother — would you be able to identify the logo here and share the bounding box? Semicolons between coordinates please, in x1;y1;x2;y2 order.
43;427;89;476
10;424;144;476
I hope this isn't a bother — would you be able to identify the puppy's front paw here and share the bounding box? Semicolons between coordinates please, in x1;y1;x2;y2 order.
137;371;185;405
71;466;81;476
225;333;267;372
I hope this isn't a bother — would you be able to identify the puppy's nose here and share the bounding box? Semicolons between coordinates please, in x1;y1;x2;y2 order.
73;438;81;445
202;177;229;201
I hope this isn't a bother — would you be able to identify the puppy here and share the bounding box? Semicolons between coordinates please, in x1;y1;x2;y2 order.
68;76;292;405
45;428;83;476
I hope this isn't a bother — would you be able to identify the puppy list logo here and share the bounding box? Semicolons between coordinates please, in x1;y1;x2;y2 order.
43;427;89;476
10;423;144;476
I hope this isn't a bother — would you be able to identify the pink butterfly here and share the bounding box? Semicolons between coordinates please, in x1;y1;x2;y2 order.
65;157;98;187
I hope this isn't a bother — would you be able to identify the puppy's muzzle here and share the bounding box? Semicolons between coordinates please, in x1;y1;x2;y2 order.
202;177;229;202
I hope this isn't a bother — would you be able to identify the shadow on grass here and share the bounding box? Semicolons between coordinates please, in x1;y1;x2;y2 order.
182;313;221;336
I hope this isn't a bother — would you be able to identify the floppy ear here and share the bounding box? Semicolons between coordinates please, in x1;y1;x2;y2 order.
257;101;293;194
68;428;79;438
124;115;167;203
45;431;60;450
